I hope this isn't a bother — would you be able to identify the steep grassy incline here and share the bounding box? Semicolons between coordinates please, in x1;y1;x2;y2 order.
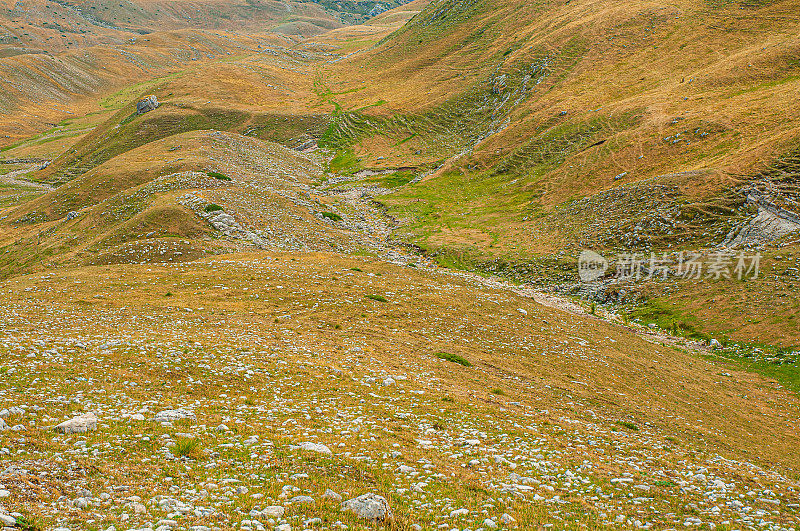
300;0;800;350
316;0;800;255
0;130;373;277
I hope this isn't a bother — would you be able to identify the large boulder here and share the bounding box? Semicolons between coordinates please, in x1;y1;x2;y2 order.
341;493;392;521
136;95;159;115
54;413;97;434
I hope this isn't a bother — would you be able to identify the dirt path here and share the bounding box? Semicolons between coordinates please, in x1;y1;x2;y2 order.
0;163;54;191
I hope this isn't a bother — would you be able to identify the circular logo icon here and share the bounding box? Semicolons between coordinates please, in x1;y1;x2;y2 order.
578;250;608;283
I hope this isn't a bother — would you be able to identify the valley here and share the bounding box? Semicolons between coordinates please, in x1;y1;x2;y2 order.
1;0;799;530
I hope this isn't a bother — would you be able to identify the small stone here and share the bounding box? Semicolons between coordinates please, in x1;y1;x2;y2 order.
322;488;342;501
500;513;515;524
290;495;314;504
483;518;498;529
261;506;284;518
0;515;16;526
74;497;89;509
154;409;196;423
298;441;332;455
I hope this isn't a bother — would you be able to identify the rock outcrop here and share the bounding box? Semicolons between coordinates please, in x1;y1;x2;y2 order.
54;413;98;434
136;95;159;115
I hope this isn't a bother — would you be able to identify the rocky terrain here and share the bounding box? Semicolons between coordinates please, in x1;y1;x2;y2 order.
1;0;800;529
1;251;799;530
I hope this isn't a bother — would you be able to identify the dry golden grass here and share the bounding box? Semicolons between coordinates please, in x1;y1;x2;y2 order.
1;251;799;528
2;3;800;529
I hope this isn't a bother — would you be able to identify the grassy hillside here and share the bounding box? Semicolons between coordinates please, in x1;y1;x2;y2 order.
1;3;800;529
305;0;800;346
0;0;341;51
311;0;415;23
0;0;344;143
2;251;799;529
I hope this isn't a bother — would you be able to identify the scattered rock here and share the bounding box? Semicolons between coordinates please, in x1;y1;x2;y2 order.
341;493;393;521
136;95;159;115
261;506;285;518
154;409;196;423
322;488;342;502
298;441;332;455
54;412;97;434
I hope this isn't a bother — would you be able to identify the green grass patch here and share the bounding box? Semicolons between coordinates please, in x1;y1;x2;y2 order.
13;515;43;531
321;211;343;222
375;170;415;188
616;421;639;431
365;294;388;303
435;352;472;367
99;72;183;110
204;204;224;213
174;438;201;458
629;299;710;342
328;149;361;174
207;171;231;181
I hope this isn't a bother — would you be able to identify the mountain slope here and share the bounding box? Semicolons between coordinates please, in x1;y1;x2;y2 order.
1;3;800;529
307;0;800;347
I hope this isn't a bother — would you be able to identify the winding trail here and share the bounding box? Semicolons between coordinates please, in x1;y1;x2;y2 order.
0;163;54;191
